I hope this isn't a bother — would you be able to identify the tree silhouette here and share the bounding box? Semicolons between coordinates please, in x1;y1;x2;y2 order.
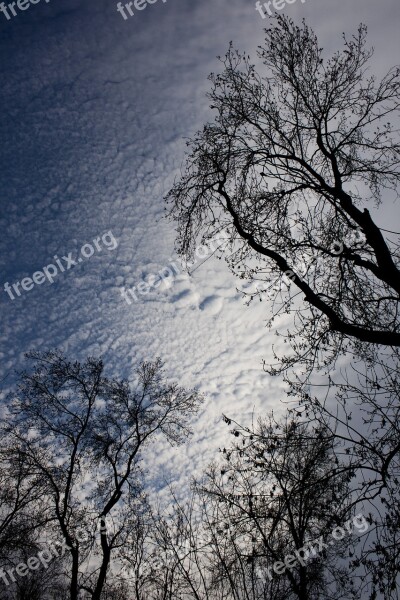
193;413;364;600
166;16;400;374
4;351;203;600
166;24;400;594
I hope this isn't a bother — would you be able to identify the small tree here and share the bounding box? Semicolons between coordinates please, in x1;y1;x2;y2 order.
0;445;45;560
194;413;364;600
6;351;203;600
302;378;400;599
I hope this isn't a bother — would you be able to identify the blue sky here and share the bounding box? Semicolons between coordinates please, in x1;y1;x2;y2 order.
1;0;399;492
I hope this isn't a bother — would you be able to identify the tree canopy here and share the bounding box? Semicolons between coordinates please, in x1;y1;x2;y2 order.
166;16;400;374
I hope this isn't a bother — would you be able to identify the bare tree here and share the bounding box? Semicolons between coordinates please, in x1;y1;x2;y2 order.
5;350;203;600
141;412;369;600
165;21;400;596
0;445;45;561
192;413;366;600
300;364;400;599
166;16;400;374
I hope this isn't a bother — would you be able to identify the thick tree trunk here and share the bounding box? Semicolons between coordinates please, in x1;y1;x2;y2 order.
70;549;79;600
92;547;111;600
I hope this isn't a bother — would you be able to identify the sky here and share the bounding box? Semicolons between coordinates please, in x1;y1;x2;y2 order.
0;0;399;495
